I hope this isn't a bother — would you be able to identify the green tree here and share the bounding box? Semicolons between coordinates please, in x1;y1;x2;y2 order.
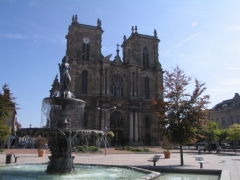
0;121;10;142
151;66;209;166
0;84;17;122
202;121;220;150
0;84;18;147
227;124;240;152
218;128;228;145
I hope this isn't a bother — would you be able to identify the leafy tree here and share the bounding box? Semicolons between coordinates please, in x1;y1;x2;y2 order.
0;84;17;122
0;121;10;142
202;121;220;148
217;128;228;145
151;66;209;166
0;84;18;145
227;124;240;152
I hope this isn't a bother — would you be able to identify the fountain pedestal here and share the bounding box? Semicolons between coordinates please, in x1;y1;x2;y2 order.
47;156;75;173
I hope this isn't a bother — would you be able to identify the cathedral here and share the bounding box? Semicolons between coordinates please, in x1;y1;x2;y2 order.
50;15;164;146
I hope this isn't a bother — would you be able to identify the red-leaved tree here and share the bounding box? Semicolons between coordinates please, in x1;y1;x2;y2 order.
151;66;210;165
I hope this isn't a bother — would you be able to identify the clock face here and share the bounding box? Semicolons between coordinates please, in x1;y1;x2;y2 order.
83;37;90;44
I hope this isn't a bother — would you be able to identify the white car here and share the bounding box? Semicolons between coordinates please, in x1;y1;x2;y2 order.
221;143;231;148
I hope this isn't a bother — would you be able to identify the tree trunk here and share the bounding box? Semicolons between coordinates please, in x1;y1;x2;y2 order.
234;141;236;153
219;140;221;146
180;142;184;166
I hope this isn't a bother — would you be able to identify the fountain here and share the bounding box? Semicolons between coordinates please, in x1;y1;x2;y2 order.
17;56;104;173
14;55;161;179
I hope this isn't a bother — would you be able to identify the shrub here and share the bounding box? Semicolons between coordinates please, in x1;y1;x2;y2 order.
115;146;150;152
74;145;99;153
34;135;48;149
89;146;99;152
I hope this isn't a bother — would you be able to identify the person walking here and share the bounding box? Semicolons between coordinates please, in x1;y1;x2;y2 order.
216;145;221;153
198;146;201;154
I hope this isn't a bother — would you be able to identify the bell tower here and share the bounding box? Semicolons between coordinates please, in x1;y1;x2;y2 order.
121;26;161;70
65;15;104;62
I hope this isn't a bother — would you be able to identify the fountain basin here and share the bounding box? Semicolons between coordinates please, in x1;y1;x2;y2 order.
0;164;159;180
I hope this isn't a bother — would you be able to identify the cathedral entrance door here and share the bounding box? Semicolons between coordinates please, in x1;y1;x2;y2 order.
146;133;151;146
112;130;123;147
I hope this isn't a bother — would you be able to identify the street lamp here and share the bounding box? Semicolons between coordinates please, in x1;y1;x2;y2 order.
96;106;116;156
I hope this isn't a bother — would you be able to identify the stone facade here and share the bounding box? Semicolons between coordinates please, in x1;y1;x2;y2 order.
50;15;164;146
208;93;240;129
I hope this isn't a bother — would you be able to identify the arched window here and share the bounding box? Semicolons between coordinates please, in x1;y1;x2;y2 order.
144;77;149;99
81;70;88;94
110;111;123;128
143;47;149;68
82;43;90;60
110;75;124;97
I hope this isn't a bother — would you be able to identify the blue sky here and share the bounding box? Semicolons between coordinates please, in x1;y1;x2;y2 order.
0;0;240;128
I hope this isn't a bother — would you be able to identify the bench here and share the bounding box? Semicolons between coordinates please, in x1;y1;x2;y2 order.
148;155;161;167
194;156;209;168
12;154;19;163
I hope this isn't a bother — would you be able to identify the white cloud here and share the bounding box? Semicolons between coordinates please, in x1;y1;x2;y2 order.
0;33;45;39
226;26;240;31
174;32;202;48
162;32;203;57
227;67;240;70
220;78;240;86
0;33;26;39
192;21;197;27
32;35;45;39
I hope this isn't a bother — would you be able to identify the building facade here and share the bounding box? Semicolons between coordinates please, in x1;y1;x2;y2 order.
208;93;240;129
50;15;164;146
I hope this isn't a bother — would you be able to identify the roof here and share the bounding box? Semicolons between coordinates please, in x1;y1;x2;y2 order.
138;33;155;39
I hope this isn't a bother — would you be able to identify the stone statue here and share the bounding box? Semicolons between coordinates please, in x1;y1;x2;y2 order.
154;29;157;37
59;56;71;97
123;35;126;41
97;18;101;27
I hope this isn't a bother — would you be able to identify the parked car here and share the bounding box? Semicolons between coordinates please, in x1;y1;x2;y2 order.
26;142;34;148
19;141;25;148
221;143;231;148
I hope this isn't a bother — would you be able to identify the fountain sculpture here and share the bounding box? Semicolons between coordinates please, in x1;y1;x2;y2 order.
17;56;104;173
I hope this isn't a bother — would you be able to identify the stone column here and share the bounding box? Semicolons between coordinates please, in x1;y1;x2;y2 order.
134;72;137;97
129;111;133;142
130;73;133;97
106;69;109;94
102;68;105;94
134;111;138;141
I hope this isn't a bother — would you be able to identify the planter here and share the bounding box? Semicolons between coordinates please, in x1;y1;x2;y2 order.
38;149;45;157
163;151;171;158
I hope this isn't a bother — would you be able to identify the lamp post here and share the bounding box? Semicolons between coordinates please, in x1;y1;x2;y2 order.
96;106;116;156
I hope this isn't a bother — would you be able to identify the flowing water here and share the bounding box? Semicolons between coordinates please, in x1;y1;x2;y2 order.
0;164;149;180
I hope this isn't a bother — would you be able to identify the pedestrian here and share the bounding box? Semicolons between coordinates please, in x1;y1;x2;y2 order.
198;146;201;154
216;145;221;153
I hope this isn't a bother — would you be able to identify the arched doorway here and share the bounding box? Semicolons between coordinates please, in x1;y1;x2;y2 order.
110;111;124;147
